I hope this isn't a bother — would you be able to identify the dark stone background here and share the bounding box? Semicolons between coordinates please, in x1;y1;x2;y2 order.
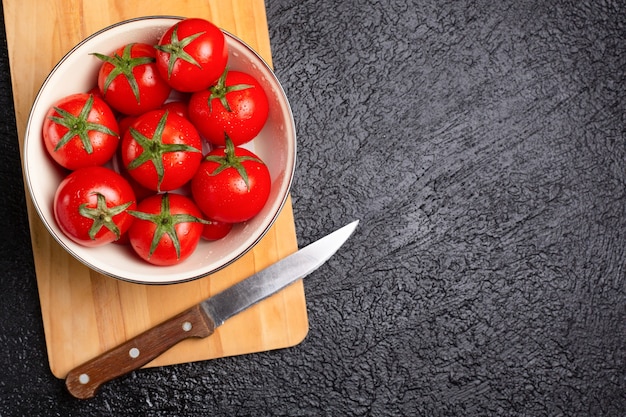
1;0;624;415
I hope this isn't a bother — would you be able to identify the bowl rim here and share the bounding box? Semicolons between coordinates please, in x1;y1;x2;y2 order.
23;15;296;285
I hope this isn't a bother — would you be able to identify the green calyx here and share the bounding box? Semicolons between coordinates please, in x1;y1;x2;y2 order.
78;192;133;240
91;43;155;103
203;135;263;191
48;94;118;154
154;25;205;79
128;193;209;260
126;111;201;192
207;69;254;112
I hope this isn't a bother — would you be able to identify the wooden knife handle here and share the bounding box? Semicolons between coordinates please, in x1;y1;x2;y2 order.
65;304;214;399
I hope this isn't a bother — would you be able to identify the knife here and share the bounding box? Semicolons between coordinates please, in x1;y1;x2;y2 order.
65;220;359;399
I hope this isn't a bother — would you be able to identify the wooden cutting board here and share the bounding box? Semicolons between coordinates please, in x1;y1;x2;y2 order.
3;0;308;379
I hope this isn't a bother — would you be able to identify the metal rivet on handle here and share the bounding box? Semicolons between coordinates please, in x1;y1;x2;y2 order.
182;321;192;332
129;347;140;358
79;373;90;384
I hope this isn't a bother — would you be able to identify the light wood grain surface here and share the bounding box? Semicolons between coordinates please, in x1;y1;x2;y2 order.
3;0;307;378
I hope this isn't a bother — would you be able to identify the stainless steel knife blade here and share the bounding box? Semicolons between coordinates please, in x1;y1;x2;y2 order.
201;220;359;328
65;220;359;399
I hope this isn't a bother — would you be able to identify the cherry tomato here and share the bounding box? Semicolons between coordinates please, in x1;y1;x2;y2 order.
93;43;172;116
54;166;136;247
191;136;271;223
128;193;206;265
121;109;203;192
155;18;228;92
201;220;233;241
43;93;119;170
188;69;269;146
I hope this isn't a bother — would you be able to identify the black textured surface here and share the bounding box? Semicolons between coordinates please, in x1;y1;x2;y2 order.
1;0;625;415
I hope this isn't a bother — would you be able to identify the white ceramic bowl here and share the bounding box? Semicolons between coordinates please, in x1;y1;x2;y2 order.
23;16;296;284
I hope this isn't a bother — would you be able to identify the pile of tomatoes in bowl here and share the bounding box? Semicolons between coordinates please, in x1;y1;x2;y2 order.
39;17;279;268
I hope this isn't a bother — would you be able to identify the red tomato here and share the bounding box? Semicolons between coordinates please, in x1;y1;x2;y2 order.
87;86;105;100
112;148;155;202
121;109;203;192
128;193;206;265
117;115;137;137
43;93;119;170
201;220;232;241
155;18;228;92
93;43;172;116
161;100;189;119
54;166;136;247
191;137;271;223
188;70;269;146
